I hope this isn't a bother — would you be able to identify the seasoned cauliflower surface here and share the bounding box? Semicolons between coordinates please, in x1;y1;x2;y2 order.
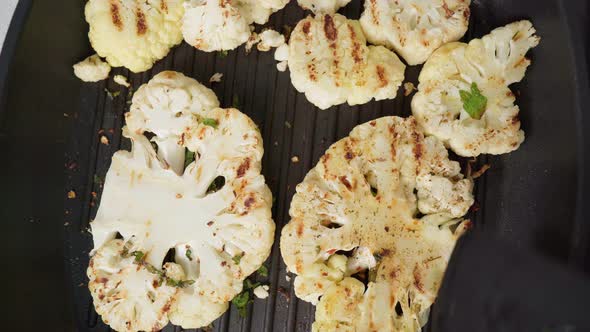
280;116;473;331
288;14;406;110
412;21;540;156
298;0;352;14
89;71;274;330
360;0;471;65
73;54;111;82
85;0;184;73
182;0;289;52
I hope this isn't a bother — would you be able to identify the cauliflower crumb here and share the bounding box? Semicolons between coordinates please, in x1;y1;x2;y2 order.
285;275;291;282
73;54;111;82
245;33;261;53
403;82;416;96
114;75;131;88
209;73;223;83
277;61;288;72
257;29;285;52
67;190;76;199
253;285;270;299
100;136;109;145
291;156;300;163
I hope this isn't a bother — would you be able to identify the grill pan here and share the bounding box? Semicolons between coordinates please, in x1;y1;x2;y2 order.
0;0;589;331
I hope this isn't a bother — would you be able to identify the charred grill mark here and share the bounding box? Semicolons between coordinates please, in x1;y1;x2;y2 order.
303;21;311;35
348;24;363;65
160;0;168;13
441;2;454;18
244;194;256;209
296;221;304;237
136;6;147;36
323;15;338;41
376;65;388;88
308;62;318;81
339;176;352;190
237;158;251;178
370;0;379;25
413;265;425;293
110;0;123;31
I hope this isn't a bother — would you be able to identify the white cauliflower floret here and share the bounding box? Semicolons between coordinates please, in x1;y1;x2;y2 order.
126;71;220;175
253;285;270;299
257;29;285;51
88;239;178;332
298;0;352;14
73;54;111;82
182;0;289;52
288;14;406;110
85;0;184;73
360;0;471;65
412;21;540;156
90;71;274;330
280;116;473;330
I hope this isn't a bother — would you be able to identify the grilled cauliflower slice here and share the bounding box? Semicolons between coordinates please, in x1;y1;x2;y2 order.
412;21;540;156
88;239;178;332
288;14;406;110
182;0;289;52
126;71;220;175
73;54;111;82
280;116;473;331
85;0;184;73
298;0;352;14
359;0;471;65
90;71;274;330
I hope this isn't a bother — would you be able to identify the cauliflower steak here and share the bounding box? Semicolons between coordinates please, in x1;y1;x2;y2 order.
85;0;184;73
182;0;289;52
359;0;471;65
88;71;274;331
412;21;540;156
280;116;473;331
288;14;406;110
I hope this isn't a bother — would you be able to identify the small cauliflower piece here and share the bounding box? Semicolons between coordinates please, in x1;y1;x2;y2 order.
298;0;352;14
90;71;274;330
288;14;406;110
85;0;184;73
412;21;540;156
182;0;289;52
280;116;473;330
209;72;223;83
360;0;471;65
114;75;131;88
257;29;285;52
73;54;111;82
253;285;270;299
126;71;220;175
88;239;178;332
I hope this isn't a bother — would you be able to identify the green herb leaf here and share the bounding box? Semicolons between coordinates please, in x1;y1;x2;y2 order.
219;50;229;58
104;89;121;99
370;187;378;197
206;176;225;194
202;118;219;129
166;278;196;288
131;251;145;263
459;82;488;120
146;264;165;277
244;279;260;290
185;249;193;261
232;255;243;265
93;175;104;185
232;291;250;317
232;94;241;109
257;265;268;277
184;149;196;169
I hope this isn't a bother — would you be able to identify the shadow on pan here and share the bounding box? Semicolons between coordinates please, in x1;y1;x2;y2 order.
0;0;588;331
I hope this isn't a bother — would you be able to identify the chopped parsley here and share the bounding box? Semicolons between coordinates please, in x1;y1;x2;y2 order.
185;249;193;261
131;251;145;263
232;279;261;317
232;94;241;109
219;50;229;58
257;265;268;277
370;187;378;197
459;82;488;120
166;278;196;288
202;118;219;129
185;149;196;169
104;89;121;99
207;176;225;194
232;254;243;265
93;175;104;185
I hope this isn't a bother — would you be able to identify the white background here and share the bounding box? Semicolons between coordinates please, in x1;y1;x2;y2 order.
0;0;18;48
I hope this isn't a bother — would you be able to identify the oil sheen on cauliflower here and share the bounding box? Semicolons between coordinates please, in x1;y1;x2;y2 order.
73;54;111;82
88;71;274;330
288;14;406;110
412;21;540;156
359;0;471;65
297;0;352;14
85;0;184;73
182;0;289;52
280;116;473;331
